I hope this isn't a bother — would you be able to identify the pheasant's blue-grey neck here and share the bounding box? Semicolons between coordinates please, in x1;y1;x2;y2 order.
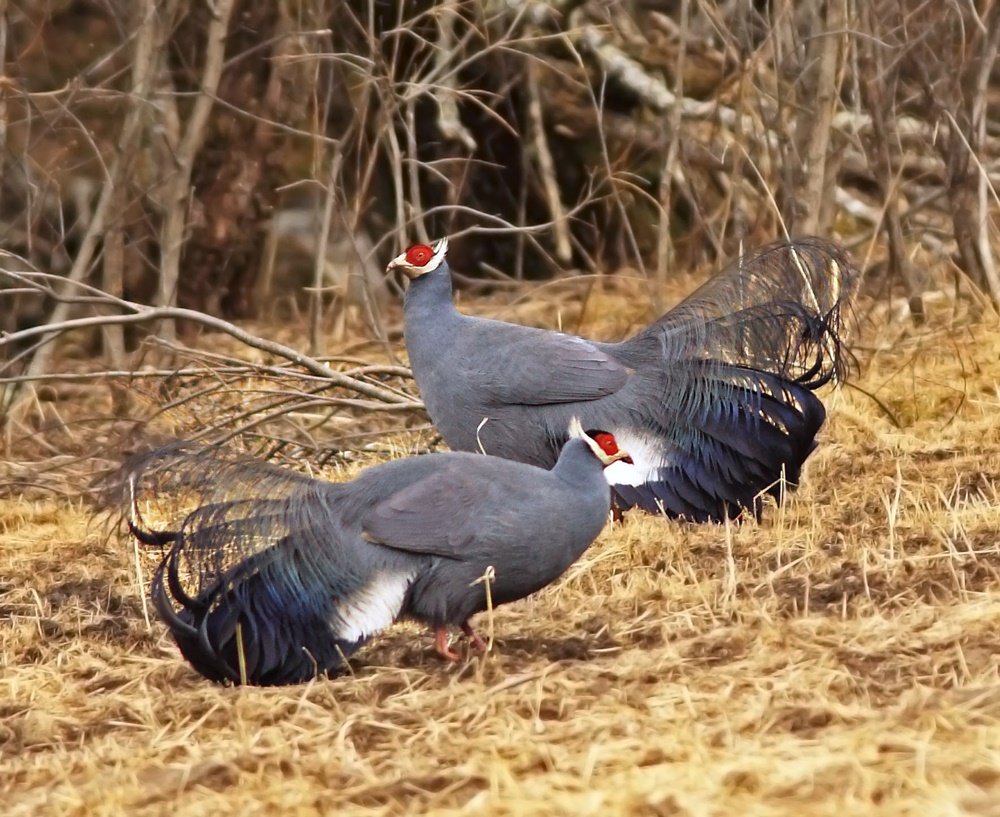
126;423;629;686
391;237;859;522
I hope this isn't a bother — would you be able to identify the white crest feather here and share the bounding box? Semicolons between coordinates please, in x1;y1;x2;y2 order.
431;236;449;262
568;417;613;462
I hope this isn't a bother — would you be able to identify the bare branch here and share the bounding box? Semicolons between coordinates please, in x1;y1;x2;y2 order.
433;0;478;151
526;61;572;264
655;0;689;285
797;3;846;235
972;12;1000;303
157;0;236;340
8;2;162;408
0;269;421;408
311;145;345;356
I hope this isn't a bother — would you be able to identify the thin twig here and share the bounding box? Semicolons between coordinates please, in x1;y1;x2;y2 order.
9;1;161;411
655;0;688;288
0;277;422;406
311;145;345;356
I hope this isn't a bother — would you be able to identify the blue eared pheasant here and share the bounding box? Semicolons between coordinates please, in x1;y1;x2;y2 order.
127;422;630;686
389;237;858;522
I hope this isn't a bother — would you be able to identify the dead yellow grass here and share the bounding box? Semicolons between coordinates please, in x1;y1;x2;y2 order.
2;298;1000;816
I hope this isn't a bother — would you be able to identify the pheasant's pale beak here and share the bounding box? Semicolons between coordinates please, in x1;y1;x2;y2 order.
385;250;414;278
600;447;632;466
594;447;632;468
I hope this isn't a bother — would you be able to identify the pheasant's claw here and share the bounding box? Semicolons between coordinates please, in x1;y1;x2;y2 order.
461;621;488;654
434;626;461;662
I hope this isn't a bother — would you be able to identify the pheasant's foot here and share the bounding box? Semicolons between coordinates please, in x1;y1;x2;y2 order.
461;621;488;654
434;627;461;662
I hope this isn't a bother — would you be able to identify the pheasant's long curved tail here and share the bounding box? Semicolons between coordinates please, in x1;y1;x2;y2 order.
125;445;411;685
613;237;860;390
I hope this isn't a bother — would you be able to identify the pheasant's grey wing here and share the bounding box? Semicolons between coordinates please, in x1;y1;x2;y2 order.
363;464;524;558
131;451;417;685
603;364;824;522
611;237;860;389
472;326;629;405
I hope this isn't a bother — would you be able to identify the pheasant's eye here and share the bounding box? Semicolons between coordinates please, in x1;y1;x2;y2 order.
593;432;618;455
405;244;433;265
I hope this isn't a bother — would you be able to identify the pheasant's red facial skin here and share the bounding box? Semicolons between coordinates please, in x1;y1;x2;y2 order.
405;244;433;266
593;432;619;456
584;429;634;465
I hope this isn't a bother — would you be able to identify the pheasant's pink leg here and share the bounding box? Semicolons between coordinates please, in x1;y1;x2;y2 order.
461;621;488;654
434;627;461;662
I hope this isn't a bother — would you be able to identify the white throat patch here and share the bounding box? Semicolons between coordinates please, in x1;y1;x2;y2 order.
601;431;668;487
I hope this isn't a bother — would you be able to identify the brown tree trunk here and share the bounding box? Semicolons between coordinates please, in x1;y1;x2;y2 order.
170;0;287;319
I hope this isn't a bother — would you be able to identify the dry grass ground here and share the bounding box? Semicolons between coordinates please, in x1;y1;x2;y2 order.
2;290;999;816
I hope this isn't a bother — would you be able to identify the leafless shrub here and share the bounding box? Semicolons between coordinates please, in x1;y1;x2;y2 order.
1;0;998;470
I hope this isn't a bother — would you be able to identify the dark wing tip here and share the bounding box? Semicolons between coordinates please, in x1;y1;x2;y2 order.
613;376;825;523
